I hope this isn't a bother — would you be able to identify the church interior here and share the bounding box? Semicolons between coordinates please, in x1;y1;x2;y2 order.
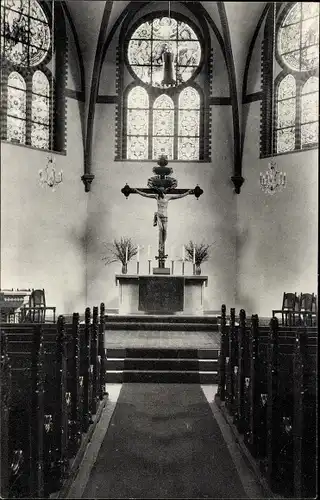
0;0;318;499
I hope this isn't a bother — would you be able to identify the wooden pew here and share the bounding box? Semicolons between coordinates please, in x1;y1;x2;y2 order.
216;306;317;498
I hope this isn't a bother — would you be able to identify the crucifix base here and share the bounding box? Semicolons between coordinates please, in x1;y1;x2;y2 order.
153;267;170;275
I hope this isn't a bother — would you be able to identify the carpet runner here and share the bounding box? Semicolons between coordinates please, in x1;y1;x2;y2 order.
82;384;248;499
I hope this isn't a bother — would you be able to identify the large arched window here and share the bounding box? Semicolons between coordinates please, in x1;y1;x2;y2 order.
261;2;319;156
0;0;66;152
119;10;210;161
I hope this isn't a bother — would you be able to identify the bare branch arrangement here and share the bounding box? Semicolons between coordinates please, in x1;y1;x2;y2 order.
102;237;138;265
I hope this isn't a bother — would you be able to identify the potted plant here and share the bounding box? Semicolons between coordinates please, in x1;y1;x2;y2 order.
102;237;138;274
184;240;211;275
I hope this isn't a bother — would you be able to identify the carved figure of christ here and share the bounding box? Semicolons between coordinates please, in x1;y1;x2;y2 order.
132;188;195;258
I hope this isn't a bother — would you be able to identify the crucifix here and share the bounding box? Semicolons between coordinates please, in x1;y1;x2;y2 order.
121;155;203;273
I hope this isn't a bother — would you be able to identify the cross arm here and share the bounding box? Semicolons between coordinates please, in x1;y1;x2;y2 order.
121;183;203;199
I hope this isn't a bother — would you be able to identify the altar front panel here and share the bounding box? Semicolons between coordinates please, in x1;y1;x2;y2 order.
116;275;208;315
139;277;184;313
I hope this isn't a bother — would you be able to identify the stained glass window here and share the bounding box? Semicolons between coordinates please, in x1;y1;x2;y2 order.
1;0;56;150
265;2;319;156
7;71;26;143
31;70;50;149
127;17;201;89
123;12;206;161
278;2;319;71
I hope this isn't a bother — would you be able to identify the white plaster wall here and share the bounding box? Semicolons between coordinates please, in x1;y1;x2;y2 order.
236;100;318;317
0;34;87;315
86;102;237;312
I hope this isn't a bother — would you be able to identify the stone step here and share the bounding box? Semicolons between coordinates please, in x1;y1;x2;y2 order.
105;370;219;384
106;358;218;371
104;322;218;331
105;314;218;324
106;347;219;359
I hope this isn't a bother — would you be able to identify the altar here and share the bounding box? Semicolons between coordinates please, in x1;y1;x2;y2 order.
115;275;208;315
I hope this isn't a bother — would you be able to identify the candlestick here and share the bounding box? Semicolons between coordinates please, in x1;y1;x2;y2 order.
148;259;151;275
182;261;185;276
147;245;151;258
137;245;140;263
136;261;140;275
171;260;174;275
182;245;185;261
125;246;128;264
193;263;196;275
193;247;196;264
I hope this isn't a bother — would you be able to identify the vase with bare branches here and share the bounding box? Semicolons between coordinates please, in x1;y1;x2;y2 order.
184;240;211;275
102;237;138;274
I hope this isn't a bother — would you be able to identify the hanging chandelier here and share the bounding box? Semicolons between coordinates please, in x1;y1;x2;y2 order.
259;2;286;196
260;161;286;195
38;0;63;191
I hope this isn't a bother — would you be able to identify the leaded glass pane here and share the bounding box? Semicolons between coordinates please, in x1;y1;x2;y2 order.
32;70;49;96
301;88;318;124
301;18;319;47
176;41;201;67
276;127;295;153
7;116;26;143
153;110;174;135
278;23;300;53
152;18;177;40
178;137;199;160
128;40;151;65
132;21;152;39
277;98;296;128
282;2;301;26
301;122;318;145
7;72;26;119
127;86;148;108
153;94;174;109
302;76;319;94
152;137;173;159
301;45;319;70
127;16;201;88
31;123;49;149
32;94;50;124
127;136;148;159
2;0;50;66
178;110;199;136
179;87;200;109
132;66;151;84
127;110;148;135
302;2;319;20
277;75;296;101
178;22;197;41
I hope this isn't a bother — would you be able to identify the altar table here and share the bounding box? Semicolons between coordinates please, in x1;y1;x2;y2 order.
115;275;208;315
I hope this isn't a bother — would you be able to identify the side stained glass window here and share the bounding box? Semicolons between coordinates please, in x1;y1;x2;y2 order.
1;0;57;151
122;11;207;161
7;71;27;143
268;2;319;155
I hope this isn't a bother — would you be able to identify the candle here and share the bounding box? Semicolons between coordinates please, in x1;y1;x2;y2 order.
193;247;196;264
147;245;151;258
125;246;128;263
137;245;140;262
182;245;185;261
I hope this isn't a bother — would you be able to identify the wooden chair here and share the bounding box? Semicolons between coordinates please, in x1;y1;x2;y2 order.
298;293;317;326
272;292;300;326
20;289;56;323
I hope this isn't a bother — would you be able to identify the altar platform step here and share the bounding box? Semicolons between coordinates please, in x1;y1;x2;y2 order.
105;347;219;384
104;315;218;332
